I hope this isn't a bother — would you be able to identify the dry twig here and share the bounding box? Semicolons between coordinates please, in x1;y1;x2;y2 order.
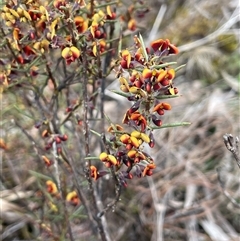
223;134;240;168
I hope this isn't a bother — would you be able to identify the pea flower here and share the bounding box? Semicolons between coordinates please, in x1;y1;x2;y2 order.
61;46;81;65
66;191;80;206
99;152;118;167
46;180;58;194
151;39;179;56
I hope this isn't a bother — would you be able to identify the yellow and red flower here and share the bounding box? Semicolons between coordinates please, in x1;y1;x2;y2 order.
120;133;140;150
127;149;146;163
119;76;130;92
123;111;147;132
120;50;132;69
90;165;99;180
151;39;179;55
153;102;171;115
46;180;58;194
42;155;53;167
107;124;124;133
33;39;50;53
157;69;175;86
130;130;150;143
62;46;80;65
142;68;152;80
74;16;88;34
66;191;80;206
120;131;149;150
92;40;106;56
142;163;156;177
128;18;136;31
106;5;116;20
99;152;118;167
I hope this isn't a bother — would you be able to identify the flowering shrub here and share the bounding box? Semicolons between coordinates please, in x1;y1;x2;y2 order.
1;0;189;240
93;35;184;189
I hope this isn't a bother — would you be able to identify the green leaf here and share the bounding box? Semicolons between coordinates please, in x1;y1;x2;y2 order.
139;33;148;62
70;206;87;220
151;122;191;129
155;94;181;99
13;105;34;119
175;64;186;72
84;156;100;160
110;89;131;98
151;62;178;69
29;170;52;181
90;129;102;137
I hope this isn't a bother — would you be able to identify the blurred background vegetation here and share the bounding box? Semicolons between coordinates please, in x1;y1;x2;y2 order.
1;0;239;240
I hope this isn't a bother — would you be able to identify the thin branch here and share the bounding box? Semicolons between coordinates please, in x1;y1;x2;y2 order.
97;177;121;218
223;134;240;168
81;45;107;241
217;168;240;209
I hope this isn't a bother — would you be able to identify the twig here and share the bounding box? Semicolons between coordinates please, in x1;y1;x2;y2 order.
61;147;97;232
223;134;240;168
97;178;121;218
81;45;107;241
96;134;122;219
216;168;240;209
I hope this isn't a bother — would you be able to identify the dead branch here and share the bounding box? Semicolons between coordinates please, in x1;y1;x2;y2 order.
223;134;240;168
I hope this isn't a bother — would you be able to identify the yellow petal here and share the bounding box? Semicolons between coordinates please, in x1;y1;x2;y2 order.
131;130;141;138
42;155;51;166
108;155;117;165
99;152;108;161
168;69;175;79
6;13;15;23
92;44;97;56
142;68;152;79
70;46;80;58
127;149;137;158
17;7;23;15
66;191;77;201
120;85;129;92
120;134;130;144
130;136;140;148
129;86;139;94
119;77;128;86
9;9;20;18
140;133;150;143
90;21;98;37
157;69;167;82
23;10;32;21
46;180;58;194
50;18;59;39
168;87;175;95
61;47;70;58
122;50;131;68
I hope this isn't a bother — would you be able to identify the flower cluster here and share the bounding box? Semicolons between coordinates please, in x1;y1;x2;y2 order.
0;0;147;88
1;1;153;203
91;36;180;186
1;1;112;68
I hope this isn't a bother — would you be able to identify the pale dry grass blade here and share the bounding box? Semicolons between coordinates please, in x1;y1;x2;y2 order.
221;71;239;93
200;219;231;241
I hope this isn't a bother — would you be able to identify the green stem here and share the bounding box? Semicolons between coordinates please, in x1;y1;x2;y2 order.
151;122;191;129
